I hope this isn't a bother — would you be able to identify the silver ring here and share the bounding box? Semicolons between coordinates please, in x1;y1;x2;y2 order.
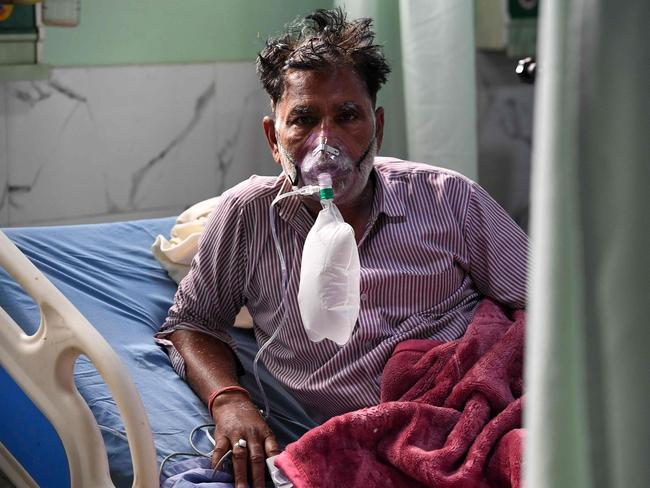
234;438;247;449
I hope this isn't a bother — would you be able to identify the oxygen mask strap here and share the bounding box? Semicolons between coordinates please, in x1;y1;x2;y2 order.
276;140;301;186
353;133;376;168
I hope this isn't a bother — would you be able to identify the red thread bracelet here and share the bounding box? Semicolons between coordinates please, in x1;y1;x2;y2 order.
207;385;251;413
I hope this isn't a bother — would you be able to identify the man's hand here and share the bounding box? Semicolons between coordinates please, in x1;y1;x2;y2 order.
211;392;281;488
167;330;279;487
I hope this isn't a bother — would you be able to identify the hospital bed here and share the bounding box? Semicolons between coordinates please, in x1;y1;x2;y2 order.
0;217;304;487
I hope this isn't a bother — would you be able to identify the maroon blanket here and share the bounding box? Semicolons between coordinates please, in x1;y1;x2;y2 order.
274;299;525;488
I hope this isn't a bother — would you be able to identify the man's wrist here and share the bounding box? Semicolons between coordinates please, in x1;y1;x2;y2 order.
210;393;262;423
207;385;251;414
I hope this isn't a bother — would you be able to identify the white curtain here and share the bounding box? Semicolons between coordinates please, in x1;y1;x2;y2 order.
525;0;649;487
336;0;477;179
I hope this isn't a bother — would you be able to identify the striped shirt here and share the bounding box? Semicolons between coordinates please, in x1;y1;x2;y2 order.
155;157;528;422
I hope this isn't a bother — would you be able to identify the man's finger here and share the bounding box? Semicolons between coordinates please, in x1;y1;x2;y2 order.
248;442;267;488
264;433;281;457
211;435;231;470
231;437;249;488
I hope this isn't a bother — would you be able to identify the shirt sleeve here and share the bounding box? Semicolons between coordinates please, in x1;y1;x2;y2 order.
154;191;249;378
462;181;529;309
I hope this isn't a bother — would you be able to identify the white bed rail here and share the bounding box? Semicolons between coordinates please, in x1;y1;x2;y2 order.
0;230;159;487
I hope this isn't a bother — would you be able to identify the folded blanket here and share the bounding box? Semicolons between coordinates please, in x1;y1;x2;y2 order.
274;299;525;488
152;197;253;329
152;197;221;284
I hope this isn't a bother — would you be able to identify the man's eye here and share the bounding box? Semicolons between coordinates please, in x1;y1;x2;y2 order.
339;112;358;122
291;116;315;126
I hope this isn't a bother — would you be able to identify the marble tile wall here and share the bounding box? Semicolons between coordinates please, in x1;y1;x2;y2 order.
0;54;534;229
0;62;276;227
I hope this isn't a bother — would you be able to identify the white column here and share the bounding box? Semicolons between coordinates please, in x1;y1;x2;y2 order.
399;0;477;179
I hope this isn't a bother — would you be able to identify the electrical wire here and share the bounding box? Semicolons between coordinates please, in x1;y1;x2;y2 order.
158;423;227;479
270;410;315;433
158;451;205;480
189;423;217;457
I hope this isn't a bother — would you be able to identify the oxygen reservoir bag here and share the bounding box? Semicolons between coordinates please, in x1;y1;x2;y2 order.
297;175;360;346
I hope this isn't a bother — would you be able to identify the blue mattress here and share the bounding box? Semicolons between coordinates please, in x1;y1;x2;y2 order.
0;217;312;486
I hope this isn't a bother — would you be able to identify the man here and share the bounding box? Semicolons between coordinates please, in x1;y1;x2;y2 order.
155;8;527;488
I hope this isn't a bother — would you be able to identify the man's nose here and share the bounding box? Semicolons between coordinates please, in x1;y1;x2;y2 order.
315;118;340;142
316;119;329;138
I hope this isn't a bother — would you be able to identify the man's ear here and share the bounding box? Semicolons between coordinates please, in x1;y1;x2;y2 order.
263;116;281;165
374;106;385;152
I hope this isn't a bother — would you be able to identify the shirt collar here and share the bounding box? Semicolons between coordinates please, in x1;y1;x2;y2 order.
274;174;315;237
274;161;408;232
371;162;407;219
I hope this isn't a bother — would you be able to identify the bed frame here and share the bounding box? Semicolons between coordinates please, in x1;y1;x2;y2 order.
0;229;159;487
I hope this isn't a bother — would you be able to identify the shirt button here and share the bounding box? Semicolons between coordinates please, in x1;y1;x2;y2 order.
360;293;368;301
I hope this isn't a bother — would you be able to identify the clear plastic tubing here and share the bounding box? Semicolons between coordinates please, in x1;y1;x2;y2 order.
253;182;320;420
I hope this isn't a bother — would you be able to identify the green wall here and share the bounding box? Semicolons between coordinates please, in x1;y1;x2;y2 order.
43;0;333;66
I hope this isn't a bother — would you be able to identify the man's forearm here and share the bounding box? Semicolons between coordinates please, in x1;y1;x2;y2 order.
168;329;242;407
169;329;280;488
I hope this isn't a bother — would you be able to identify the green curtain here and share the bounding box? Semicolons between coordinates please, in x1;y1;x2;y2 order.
524;0;650;487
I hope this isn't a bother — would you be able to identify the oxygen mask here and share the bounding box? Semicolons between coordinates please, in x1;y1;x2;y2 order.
279;132;355;188
301;134;355;184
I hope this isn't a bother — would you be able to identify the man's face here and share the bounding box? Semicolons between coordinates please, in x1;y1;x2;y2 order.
265;66;384;207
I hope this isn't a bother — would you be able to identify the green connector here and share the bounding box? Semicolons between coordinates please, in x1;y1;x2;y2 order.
319;187;334;200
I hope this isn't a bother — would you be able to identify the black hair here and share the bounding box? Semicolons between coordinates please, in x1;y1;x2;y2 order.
256;7;391;107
